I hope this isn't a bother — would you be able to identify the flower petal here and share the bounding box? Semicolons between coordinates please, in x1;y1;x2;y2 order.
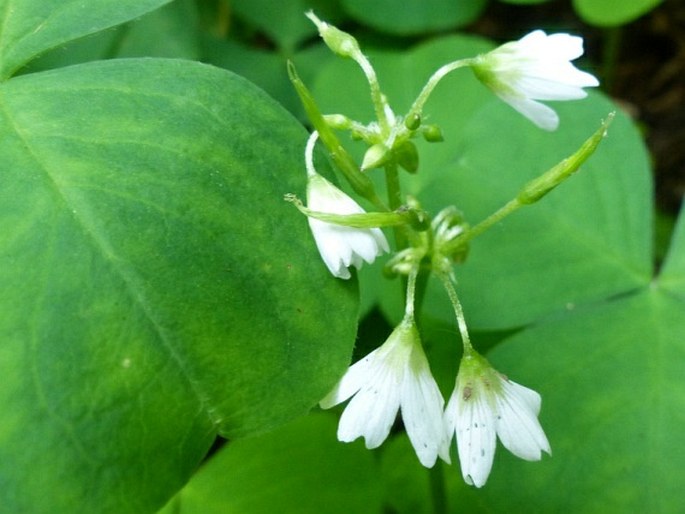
337;363;402;448
319;350;379;409
455;390;497;488
495;380;551;460
400;345;450;467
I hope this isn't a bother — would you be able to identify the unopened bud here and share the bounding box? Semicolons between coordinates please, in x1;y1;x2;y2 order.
361;143;391;170
404;113;421;130
306;11;360;59
395;140;419;174
422;124;444;142
323;114;352;130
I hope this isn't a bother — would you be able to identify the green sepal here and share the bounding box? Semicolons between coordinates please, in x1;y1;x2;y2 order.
284;193;425;229
287;61;386;211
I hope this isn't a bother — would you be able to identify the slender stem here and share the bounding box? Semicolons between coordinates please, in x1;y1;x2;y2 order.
384;160;408;250
429;462;448;514
356;54;392;132
443;196;522;256
404;266;419;318
412;267;430;325
439;274;472;352
406;59;473;121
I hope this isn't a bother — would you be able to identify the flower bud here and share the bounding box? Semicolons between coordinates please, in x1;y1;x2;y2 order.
395;140;419;174
361;143;391;171
306;11;361;59
404;113;421;130
323;114;352;130
422;124;444;142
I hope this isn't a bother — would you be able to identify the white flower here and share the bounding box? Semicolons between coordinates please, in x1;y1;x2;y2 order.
444;350;551;487
305;131;389;279
320;318;450;468
472;30;599;131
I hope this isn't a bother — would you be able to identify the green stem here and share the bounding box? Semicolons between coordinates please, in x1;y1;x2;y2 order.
444;196;521;256
429;462;448;514
406;59;473;120
355;54;392;132
439;274;472;352
384;160;408;250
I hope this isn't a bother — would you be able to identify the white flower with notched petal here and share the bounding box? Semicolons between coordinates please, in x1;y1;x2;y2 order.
304;131;389;279
444;350;551;487
471;30;599;131
320;318;450;468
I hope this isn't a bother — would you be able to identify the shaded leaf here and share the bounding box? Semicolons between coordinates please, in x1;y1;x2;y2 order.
159;413;383;514
0;58;357;513
0;0;172;79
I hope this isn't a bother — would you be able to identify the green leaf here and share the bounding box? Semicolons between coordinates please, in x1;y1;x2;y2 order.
0;0;172;79
341;0;488;35
0;58;357;513
657;205;685;296
450;287;685;511
418;96;653;329
572;0;664;26
114;0;201;59
159;413;383;514
231;0;342;53
201;36;333;120
498;0;550;4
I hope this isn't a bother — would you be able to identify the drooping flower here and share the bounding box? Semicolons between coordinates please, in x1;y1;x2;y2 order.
320;318;450;468
304;131;389;279
444;350;551;487
471;30;599;131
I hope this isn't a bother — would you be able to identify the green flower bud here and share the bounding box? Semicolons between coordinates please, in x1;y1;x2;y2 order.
306;11;360;59
395;140;419;174
404;113;421;130
362;143;391;171
323;114;352;130
422;124;444;142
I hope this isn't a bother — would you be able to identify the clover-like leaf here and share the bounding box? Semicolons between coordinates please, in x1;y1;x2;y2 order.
0;58;357;513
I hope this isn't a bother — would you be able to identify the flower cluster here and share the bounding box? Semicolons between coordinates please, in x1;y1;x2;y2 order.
286;13;603;487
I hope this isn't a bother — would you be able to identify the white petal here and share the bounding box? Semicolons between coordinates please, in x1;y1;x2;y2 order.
399;346;450;467
495;380;551;460
497;93;560;131
456;391;497;488
319;350;378;409
337;362;402;448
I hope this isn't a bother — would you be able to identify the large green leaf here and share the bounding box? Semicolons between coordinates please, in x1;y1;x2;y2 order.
448;286;685;511
657;206;685;297
0;0;172;79
341;0;487;35
231;0;342;54
158;413;383;514
312;34;652;330
376;285;685;512
418;96;653;329
573;0;664;26
0;58;357;513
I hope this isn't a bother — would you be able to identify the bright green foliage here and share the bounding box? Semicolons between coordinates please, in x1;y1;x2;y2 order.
1;1;681;513
158;414;384;514
0;15;358;514
231;0;340;54
498;0;550;4
341;0;487;35
0;0;172;79
573;0;664;26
